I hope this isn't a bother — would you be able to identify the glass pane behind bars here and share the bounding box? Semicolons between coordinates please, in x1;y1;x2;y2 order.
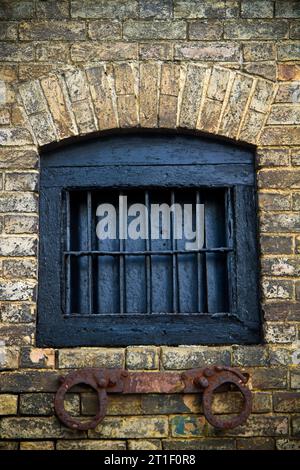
65;189;229;315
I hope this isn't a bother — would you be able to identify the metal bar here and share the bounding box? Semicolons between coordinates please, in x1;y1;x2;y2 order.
65;191;71;315
119;191;125;314
145;191;152;314
171;191;178;313
196;191;206;313
87;191;93;315
64;247;234;256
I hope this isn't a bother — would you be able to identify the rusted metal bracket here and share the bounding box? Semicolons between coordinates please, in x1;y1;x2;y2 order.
55;366;252;431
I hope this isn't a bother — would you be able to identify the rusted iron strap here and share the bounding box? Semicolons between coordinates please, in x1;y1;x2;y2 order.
55;366;252;431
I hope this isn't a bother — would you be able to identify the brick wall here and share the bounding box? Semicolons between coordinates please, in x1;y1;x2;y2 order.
0;0;300;451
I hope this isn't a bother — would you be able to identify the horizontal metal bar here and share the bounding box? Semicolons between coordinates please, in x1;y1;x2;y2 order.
64;247;233;257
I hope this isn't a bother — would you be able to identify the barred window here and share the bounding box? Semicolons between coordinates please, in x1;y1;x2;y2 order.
38;134;261;346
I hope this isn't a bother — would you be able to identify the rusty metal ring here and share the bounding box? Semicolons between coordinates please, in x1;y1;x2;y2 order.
54;371;108;431
202;370;252;430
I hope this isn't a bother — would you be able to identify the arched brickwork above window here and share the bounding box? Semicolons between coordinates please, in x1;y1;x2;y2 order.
14;62;284;149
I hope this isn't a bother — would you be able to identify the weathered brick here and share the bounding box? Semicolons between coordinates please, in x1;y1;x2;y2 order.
290;21;300;39
219;73;253;138
71;0;138;19
20;347;55;369
243;42;276;62
292;148;300;166
126;346;159;370
262;258;300;277
208;415;288;437
188;20;223;40
5;172;38;191
275;82;300;103
139;42;173;60
70;100;97;134
0;346;19;370
88;20;121;40
278;63;300;81
0;370;60;393
224;20;289;39
28;112;57;146
260;212;300;232
0;43;34;62
0;280;36;301
0;236;37;256
0;325;33;349
278;42;300;61
251;368;287;389
174;1;226;19
0;107;11;125
82;394;142;416
239;109;266;144
4;215;38;234
0;441;18;450
20;441;55;450
159;95;178;128
0;395;18;415
117;95;138;128
0;1;34;20
258;169;300;189
72;42;138;62
19;79;47;115
36;43;70;62
268;104;300;124
257;148;290;167
139;0;172;19
36;0;69;19
264;323;297;343
0;128;33;146
86;65;118;130
250;79;275;114
124;19;186;40
269;348;293;366
291;369;300;389
262;279;294;300
89;416;168;438
0;416;84;439
161;346;231;369
58;348;124;368
170;415;206;437
57;440;126;450
0;148;38;170
19;21;86;41
0;303;35;323
139;63;159;127
19;393;79;416
236;437;275;450
0;22;18;40
276;439;300;450
161;64;181;96
41;75;77;140
141;394;199;415
175;42;240;61
292;416;300;437
163;438;235;450
232;345;269;367
259;193;291;211
179;64;207;128
274;392;300;412
241;1;274;18
276;1;300;18
3;259;37;279
128;439;162;450
19;64;59;81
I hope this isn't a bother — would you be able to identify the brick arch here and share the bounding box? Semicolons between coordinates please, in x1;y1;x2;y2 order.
18;62;277;148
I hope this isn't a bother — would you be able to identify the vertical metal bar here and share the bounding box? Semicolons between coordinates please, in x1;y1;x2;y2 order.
171;191;179;313
87;191;93;315
145;190;152;314
119;191;126;314
196;190;204;313
65;191;71;315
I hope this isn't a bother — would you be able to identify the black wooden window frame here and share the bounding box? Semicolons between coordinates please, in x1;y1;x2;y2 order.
37;134;261;347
